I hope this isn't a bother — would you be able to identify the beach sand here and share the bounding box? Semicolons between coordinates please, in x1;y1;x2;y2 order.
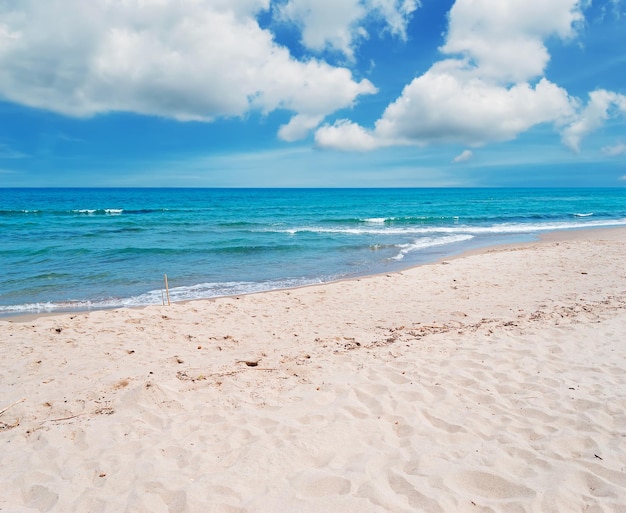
1;228;625;512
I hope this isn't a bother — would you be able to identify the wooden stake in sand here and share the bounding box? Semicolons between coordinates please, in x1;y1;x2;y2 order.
164;274;171;306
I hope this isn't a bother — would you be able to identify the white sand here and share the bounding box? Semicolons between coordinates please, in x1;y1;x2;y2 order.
1;228;625;512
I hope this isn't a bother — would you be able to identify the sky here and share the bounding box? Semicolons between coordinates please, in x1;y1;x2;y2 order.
0;0;625;187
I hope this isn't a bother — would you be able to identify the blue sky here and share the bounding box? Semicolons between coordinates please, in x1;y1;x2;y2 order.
0;0;625;187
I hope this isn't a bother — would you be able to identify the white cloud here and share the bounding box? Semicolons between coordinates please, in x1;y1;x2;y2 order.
561;89;626;151
315;119;383;150
317;63;577;150
453;149;473;163
278;114;324;142
316;0;588;151
374;66;576;146
367;0;420;39
277;0;419;58
442;0;583;83
278;0;365;58
0;0;376;140
602;142;626;156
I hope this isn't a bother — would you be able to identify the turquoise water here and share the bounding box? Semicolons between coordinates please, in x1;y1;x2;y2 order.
2;188;626;315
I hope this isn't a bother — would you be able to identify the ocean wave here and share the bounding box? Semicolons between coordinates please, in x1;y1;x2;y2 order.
320;213;580;227
0;209;42;216
99;244;302;258
324;216;451;226
0;207;180;217
392;234;475;261
278;217;626;237
73;208;124;215
217;221;265;228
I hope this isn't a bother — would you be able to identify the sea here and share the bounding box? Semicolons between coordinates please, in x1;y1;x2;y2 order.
2;187;626;316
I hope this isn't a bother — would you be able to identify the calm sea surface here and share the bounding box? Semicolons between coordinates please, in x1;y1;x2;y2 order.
2;188;626;315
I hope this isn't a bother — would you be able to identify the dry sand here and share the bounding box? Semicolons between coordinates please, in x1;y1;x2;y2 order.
1;228;625;512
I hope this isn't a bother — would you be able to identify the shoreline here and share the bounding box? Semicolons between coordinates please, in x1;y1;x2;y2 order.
3;224;623;324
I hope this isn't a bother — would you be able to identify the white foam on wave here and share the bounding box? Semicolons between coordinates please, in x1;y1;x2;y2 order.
153;276;330;304
574;213;593;217
72;208;124;215
0;302;62;314
278;217;626;237
392;234;475;261
0;277;328;316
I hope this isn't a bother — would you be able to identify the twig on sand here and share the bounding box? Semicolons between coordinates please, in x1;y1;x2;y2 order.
211;368;277;378
42;413;87;424
0;398;25;417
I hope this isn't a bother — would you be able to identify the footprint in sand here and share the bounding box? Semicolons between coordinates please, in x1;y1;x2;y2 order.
294;472;351;498
449;471;535;500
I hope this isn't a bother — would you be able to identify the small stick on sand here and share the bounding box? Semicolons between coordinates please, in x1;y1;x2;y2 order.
47;413;86;423
0;398;25;417
210;368;277;378
39;413;88;425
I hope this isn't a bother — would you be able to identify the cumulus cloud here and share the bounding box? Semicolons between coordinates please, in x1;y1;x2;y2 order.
0;0;376;140
277;0;366;58
316;0;588;150
453;150;473;163
441;0;583;83
278;114;325;142
277;0;419;58
316;63;577;151
561;90;626;151
374;66;575;146
371;0;420;38
315;119;382;150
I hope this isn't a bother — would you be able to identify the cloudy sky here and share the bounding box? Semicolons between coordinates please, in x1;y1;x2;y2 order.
0;0;625;187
